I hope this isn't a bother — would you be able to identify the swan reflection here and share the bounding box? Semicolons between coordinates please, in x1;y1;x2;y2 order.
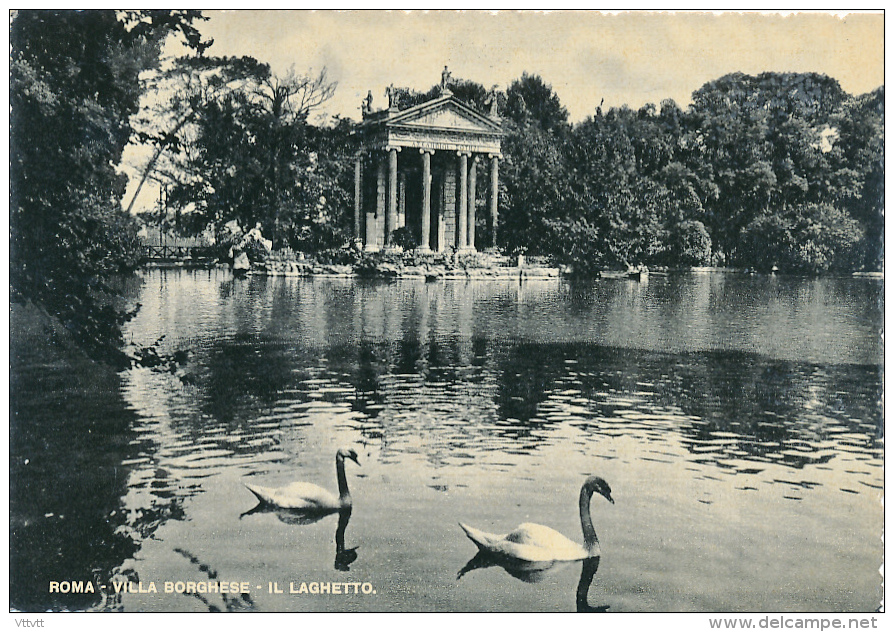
334;508;358;571
576;557;609;612
240;505;358;571
457;553;608;612
457;551;569;583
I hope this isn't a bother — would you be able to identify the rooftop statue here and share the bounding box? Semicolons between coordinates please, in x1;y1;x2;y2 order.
485;87;499;117
440;65;453;95
386;84;398;110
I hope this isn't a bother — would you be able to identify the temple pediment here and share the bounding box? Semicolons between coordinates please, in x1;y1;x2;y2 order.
387;96;502;134
362;95;503;155
399;107;486;131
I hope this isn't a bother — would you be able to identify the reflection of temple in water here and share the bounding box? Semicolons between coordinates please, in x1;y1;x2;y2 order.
355;69;504;252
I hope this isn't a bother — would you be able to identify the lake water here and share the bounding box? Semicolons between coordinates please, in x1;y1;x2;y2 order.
9;269;883;612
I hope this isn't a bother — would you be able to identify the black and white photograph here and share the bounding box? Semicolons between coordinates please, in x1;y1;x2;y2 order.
8;8;884;620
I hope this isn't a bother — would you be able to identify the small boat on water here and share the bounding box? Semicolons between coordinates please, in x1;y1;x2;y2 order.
600;266;648;281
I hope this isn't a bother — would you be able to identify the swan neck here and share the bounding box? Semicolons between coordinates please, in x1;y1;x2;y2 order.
579;486;598;550
336;456;350;501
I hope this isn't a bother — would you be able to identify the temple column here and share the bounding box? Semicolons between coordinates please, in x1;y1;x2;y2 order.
489;155;500;249
467;156;478;250
365;157;385;251
353;154;362;240
398;172;407;229
418;149;433;252
437;171;447;252
385;146;399;249
457;152;469;251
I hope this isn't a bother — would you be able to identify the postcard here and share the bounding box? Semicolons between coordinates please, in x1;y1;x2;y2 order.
8;9;884;622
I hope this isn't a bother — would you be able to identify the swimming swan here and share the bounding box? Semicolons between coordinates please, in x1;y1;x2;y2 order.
245;448;360;511
459;475;613;562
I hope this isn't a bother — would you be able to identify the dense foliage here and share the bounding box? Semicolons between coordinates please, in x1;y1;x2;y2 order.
139;62;352;252
10;9;209;366
499;72;882;273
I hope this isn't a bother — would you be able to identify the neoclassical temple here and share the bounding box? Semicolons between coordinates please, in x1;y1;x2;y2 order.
354;71;504;252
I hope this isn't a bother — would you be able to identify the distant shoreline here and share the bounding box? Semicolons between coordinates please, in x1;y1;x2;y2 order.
139;260;883;281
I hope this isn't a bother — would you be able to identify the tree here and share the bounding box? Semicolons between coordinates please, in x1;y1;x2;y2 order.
291;116;359;252
740;203;864;273
498;73;573;254
500;121;572;255
828;87;884;270
10;9;210;366
668;220;712;266
495;69;879;274
253;68;337;241
161;67;338;249
542;217;606;276
504;72;569;134
688;72;851;265
124;54;271;216
563;106;668;268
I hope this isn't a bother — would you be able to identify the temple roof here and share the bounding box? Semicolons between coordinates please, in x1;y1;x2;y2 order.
360;94;503;155
383;95;503;133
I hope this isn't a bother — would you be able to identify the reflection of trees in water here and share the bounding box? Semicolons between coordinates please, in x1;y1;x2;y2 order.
632;349;883;468
495;343;563;424
199;333;294;425
353;341;388;420
9;341;184;611
215;325;882;473
333;335;554;462
395;336;424;375
525;343;882;470
132;315;881;514
673;354;828;467
129;273;883;467
423;337;882;472
351;334;489;408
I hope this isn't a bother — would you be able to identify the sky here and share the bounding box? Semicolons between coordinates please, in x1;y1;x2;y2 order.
192;10;884;124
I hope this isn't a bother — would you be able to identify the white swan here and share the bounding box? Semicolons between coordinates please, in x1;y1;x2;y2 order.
245;448;360;511
459;475;613;562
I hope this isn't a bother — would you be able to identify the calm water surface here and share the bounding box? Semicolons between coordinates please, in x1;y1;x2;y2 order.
10;270;883;612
